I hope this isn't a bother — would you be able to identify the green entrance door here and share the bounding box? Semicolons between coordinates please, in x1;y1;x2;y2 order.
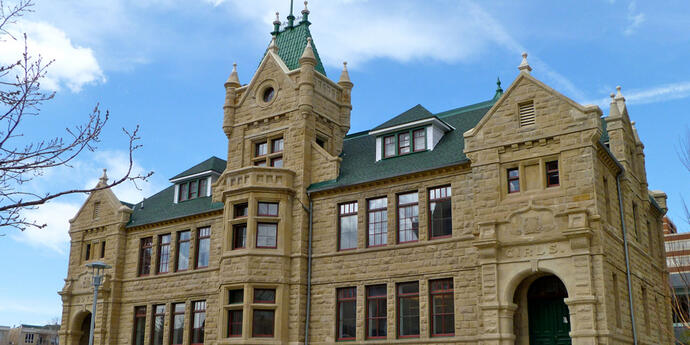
528;275;571;345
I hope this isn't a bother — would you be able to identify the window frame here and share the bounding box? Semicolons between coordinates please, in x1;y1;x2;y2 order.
398;132;411;155
85;243;91;261
397;192;419;244
253;288;277;304
196;227;211;269
133;306;147;345
338;201;359;251
545;160;559;187
157;234;171;274
507;167;520;193
366;285;387;339
232;224;247;250
100;240;106;259
227;309;243;338
138;237;153;277
381;127;428;159
412;128;426;152
428;186;452;240
234;203;248;218
336;287;357;341
257;202;279;217
226;288;244;338
190;301;206;345
170;303;185;345
396;282;420;338
366;197;388;248
256;223;278;249
429;279;455;337
383;135;396;158
151;305;166;345
176;230;191;272
252;309;275;338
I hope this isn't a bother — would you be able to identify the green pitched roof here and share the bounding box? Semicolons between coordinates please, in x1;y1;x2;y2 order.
372;104;435;131
170;156;226;180
309;99;496;192
266;21;326;75
126;185;223;228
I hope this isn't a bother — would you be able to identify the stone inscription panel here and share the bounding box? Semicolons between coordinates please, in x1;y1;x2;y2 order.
499;242;568;261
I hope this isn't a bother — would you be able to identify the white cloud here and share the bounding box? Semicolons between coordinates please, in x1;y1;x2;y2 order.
0;21;105;92
11;201;78;254
584;81;690;109
623;1;646;36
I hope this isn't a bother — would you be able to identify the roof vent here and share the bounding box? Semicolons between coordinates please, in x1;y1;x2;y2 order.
519;101;536;127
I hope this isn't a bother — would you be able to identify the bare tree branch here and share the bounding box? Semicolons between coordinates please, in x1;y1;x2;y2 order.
0;0;152;231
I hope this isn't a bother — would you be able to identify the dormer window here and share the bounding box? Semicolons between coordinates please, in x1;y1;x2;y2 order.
381;128;427;159
178;177;209;202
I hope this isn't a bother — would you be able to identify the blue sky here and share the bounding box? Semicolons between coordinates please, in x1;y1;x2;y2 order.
0;0;689;326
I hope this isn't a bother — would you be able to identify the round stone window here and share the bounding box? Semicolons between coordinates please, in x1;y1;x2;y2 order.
262;87;275;103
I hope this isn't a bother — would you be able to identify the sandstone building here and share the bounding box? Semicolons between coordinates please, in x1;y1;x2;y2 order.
58;4;674;345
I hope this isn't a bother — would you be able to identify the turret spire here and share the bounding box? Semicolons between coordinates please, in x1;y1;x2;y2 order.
97;168;108;187
608;93;621;119
339;62;351;84
268;36;279;53
493;77;503;100
301;1;310;24
225;63;241;88
300;37;316;65
287;0;295;28
518;52;532;73
272;12;281;35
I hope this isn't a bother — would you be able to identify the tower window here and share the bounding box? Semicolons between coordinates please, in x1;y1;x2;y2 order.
262;87;275;103
507;168;520;193
253;137;284;167
545;161;559;187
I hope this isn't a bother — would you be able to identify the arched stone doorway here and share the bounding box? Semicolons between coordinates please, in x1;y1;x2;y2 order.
79;313;91;345
513;275;571;345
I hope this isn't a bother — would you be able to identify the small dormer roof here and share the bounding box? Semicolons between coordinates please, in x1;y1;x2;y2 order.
169;156;226;182
369;104;453;135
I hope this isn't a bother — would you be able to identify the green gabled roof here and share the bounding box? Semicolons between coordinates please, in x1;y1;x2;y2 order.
170;156;226;180
126;185;223;228
266;21;326;75
309;99;496;192
372;104;435;131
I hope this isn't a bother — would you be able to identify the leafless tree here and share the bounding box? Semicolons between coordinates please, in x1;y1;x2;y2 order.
0;0;152;231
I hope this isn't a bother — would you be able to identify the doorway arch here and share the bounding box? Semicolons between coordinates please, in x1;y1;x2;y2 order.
513;274;571;345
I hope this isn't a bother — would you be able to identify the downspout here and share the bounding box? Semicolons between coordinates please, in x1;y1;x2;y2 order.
616;171;638;345
304;193;313;345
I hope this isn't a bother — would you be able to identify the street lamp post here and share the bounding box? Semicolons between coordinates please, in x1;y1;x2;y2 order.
85;261;111;345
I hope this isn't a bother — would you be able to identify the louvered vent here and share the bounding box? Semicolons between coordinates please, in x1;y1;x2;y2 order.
519;101;536;127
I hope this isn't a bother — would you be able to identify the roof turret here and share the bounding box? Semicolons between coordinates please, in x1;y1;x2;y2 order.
225;63;240;88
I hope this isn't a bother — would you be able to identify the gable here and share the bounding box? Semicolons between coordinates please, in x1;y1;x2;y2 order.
464;72;602;153
70;187;125;229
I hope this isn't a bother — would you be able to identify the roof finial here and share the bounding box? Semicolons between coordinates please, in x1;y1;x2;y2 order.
518;52;532;73
300;37;316;65
272;12;281;35
225;63;240;88
301;1;310;23
493;77;503;100
268;35;279;53
97;168;108;187
339;61;352;85
615;85;625;101
287;0;295;28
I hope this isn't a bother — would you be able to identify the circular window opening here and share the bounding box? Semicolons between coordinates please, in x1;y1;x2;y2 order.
262;87;275;103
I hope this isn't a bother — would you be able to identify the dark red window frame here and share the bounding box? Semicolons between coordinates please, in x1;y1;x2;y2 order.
253;289;276;304
170;303;185;345
271;138;284;153
366;285;387;339
256;223;277;249
151;305;165;345
252;309;275;338
190;301;206;345
257;202;279;216
428;186;452;239
196;227;211;269
157;234;171;274
413;129;426;152
176;231;191;272
367;197;387;248
133;306;146;345
397;282;420;338
507;168;520;193
255;141;267;157
227;309;242;337
384;135;396;158
546;160;559;187
232;224;247;250
430;279;454;337
138;237;153;276
234;203;248;218
397;192;419;244
338;201;358;251
336;287;357;341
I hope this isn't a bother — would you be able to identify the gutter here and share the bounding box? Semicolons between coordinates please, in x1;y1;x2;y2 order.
604;140;638;345
304;193;313;345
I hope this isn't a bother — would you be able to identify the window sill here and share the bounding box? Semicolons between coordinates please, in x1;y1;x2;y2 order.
313;234;474;259
124;266;217;282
